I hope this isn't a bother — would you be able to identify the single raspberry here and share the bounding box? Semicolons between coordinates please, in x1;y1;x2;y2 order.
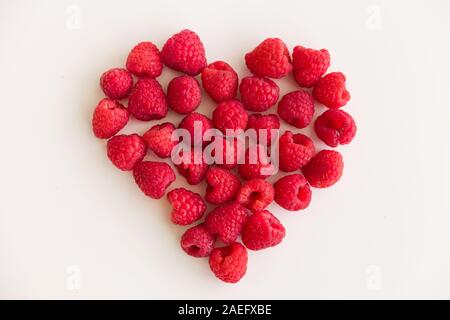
279;131;315;172
133;161;176;199
246;114;280;146
292;46;330;88
242;210;285;250
92;98;129;139
274;174;312;211
100;68;133;100
181;224;215;258
277;90;315;129
143;122;177;158
314;109;357;147
313;72;350;108
167;188;207;226
161;29;207;76
178;112;213;147
205;202;251;244
174;148;208;185
207;136;243;170
125;41;163;78
239;76;280;112
107;134;146;171
201;61;238;102
245;38;292;79
236;179;274;212
302;150;344;188
205;167;241;205
167;75;201;114
209;242;247;283
128;78;168;121
238;145;275;180
212;100;248;135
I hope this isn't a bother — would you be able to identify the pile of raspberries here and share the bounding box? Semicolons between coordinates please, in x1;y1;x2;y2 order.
92;29;356;284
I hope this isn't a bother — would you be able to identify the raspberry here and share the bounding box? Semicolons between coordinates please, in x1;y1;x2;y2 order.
92;98;129;139
167;188;206;226
313;72;350;108
207;136;243;170
236;179;274;212
178;112;213;147
279;131;315;172
292;46;330;88
128;78;168;121
107;134;146;171
161;29;207;76
212;100;248;135
181;224;215;258
246;114;280;146
238;145;274;180
174;148;208;185
209;242;247;283
125;42;163;78
133;161;176;199
201;61;238;102
100;68;133;100
205;167;241;205
143;122;177;158
277;90;315;129
245;38;292;79
242;210;285;250
167;75;201;114
205;202;251;244
314;109;357;147
239;76;280;112
302;150;344;188
274;174;312;211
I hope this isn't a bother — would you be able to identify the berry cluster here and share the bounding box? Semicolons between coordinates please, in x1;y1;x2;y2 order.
92;30;356;284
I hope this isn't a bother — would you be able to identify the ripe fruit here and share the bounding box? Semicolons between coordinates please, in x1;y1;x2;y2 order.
181;224;215;258
279;131;315;172
205;167;241;205
277;90;315;129
303;150;344;188
201;61;238;102
246;114;280;146
133;161;176;199
239;76;279;112
238;145;275;180
209;242;247;283
143;122;177;159
212;100;248;135
236;179;274;212
174;148;208;185
92;98;129;139
128;78;168;121
126;41;163;78
167;75;201;114
207;136;243;170
313;72;350;108
242;210;285;250
274;174;312;211
107;134;146;171
167;188;207;225
292;46;330;88
314;109;357;147
100;68;133;99
178;112;213;147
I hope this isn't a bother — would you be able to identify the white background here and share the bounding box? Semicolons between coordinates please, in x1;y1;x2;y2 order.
1;0;449;299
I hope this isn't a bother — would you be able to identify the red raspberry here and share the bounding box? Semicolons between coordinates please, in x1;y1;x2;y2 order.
167;188;207;226
178;112;213;147
303;150;344;188
161;29;207;76
92;98;129;139
107;134;146;171
212;100;248;135
313;72;350;108
207;136;243;170
125;42;163;78
181;224;215;258
167;75;201;114
279;131;315;172
174;148;208;185
238;145;275;180
236;179;274;212
245;38;292;79
242;210;285;250
201;61;238;102
277;90;315;129
128;78;168;121
314;109;357;147
205;167;241;205
239;76;280;112
143;122;177;158
247;114;280;146
292;46;330;88
274;174;312;211
209;242;247;283
205;202;250;244
100;68;133;100
133;161;176;199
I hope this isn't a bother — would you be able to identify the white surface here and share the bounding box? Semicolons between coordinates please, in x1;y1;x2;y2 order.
0;0;449;299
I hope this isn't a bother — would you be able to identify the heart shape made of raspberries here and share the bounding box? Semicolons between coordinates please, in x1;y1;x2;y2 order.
92;29;356;284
